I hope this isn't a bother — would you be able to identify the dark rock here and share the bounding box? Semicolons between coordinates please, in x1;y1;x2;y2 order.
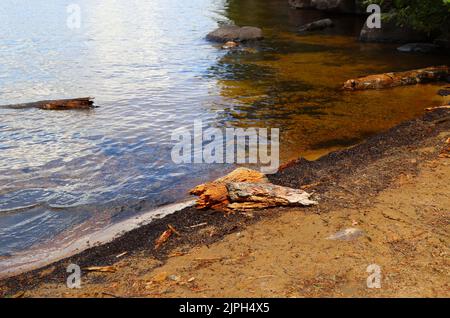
359;21;428;43
206;25;263;43
289;0;363;14
298;18;334;32
437;88;450;96
397;43;438;53
288;0;313;9
434;37;450;50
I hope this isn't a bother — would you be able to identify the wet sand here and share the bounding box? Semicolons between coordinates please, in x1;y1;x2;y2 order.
1;108;449;298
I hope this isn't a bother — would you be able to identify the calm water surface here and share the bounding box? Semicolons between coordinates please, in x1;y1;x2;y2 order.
0;0;449;264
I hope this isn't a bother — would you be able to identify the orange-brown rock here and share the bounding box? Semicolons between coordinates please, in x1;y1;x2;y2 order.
343;66;449;91
189;167;268;211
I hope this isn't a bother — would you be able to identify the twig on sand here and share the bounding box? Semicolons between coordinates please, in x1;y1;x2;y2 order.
425;105;450;111
84;266;116;273
154;224;180;250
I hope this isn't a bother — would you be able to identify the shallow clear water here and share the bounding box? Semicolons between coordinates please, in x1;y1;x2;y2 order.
0;0;449;259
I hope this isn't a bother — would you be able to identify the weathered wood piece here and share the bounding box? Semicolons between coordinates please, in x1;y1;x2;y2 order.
189;167;317;212
226;182;318;211
190;167;269;211
343;66;449;91
1;97;95;110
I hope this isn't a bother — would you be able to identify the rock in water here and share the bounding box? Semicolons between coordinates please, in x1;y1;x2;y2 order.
437;88;450;96
288;0;361;14
343;66;449;91
206;26;263;43
226;182;318;211
298;19;334;32
327;228;365;241
359;21;428;43
397;43;438;53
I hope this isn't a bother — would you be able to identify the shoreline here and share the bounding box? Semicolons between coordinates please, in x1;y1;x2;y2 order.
0;200;196;279
1;107;449;297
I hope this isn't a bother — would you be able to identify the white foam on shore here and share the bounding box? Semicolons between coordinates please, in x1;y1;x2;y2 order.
0;199;195;279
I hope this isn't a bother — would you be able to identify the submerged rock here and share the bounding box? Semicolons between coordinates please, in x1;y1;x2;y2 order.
359;21;428;43
397;43;438;53
327;228;365;241
437;88;450;96
206;25;263;43
298;18;334;32
288;0;361;14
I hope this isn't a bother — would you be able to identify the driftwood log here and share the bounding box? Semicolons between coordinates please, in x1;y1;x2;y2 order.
343;66;449;91
189;167;317;212
226;182;317;211
190;167;269;211
0;97;95;110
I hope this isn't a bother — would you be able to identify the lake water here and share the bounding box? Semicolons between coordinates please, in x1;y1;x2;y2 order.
0;0;449;270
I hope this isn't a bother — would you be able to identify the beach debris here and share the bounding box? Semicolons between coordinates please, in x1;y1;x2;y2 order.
1;97;95;110
152;271;168;283
188;222;208;228
226;182;318;211
343;66;449;91
168;274;181;282
101;292;122;298
425;105;450;111
298;18;334;32
222;41;239;49
190;167;317;212
190;167;269;211
300;181;321;190
327;228;365;241
11;291;26;298
39;266;56;278
168;224;181;236
206;25;263;43
84;266;116;273
115;252;128;258
168;251;187;257
187;277;196;283
154;224;179;250
439;138;450;158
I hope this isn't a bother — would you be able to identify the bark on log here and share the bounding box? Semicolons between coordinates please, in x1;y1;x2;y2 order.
0;97;95;110
189;167;269;211
343;66;449;91
226;182;318;211
189;167;317;212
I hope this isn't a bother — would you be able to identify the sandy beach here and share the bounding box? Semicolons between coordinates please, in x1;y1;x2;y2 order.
1;108;448;298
